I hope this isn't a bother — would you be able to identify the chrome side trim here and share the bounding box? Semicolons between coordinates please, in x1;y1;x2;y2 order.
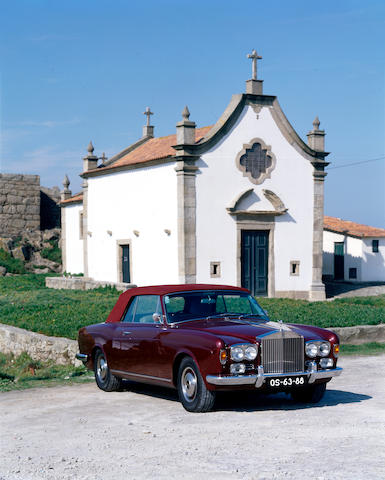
206;366;343;387
110;369;172;383
75;353;88;363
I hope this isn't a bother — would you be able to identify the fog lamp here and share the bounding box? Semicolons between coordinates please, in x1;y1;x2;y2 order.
230;363;246;374
320;358;334;369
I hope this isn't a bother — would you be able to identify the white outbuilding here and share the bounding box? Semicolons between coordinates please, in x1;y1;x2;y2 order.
60;51;330;300
323;216;385;282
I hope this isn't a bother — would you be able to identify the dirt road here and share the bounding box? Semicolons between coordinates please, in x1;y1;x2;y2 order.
1;354;385;480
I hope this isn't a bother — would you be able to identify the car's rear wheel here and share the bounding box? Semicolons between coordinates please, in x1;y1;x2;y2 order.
291;382;327;403
177;357;215;413
94;349;122;392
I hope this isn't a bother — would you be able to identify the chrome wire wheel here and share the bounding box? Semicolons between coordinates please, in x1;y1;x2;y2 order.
96;354;108;382
181;367;197;403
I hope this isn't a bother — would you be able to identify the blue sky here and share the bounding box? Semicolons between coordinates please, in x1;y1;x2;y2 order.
0;0;384;227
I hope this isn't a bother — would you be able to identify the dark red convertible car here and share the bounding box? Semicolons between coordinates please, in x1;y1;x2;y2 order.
77;284;342;412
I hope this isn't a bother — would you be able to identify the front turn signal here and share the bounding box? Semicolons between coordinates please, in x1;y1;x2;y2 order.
219;349;227;365
333;344;340;358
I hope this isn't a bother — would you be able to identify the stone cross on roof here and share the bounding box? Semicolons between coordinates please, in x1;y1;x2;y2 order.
247;49;262;80
143;107;153;126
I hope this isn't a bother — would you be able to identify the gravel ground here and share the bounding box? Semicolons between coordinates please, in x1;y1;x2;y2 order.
1;354;385;480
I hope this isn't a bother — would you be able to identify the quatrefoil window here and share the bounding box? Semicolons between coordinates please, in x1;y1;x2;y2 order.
236;138;276;185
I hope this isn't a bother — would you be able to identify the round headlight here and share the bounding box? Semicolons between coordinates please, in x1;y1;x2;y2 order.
305;342;318;358
244;345;257;361
230;346;244;362
319;342;331;357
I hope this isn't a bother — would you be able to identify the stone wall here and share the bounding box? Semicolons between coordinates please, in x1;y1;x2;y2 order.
0;174;41;236
46;276;136;291
0;323;81;366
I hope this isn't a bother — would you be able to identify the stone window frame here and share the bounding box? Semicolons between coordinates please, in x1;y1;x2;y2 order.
235;137;276;185
235;215;275;298
210;261;221;278
116;239;133;284
290;260;300;276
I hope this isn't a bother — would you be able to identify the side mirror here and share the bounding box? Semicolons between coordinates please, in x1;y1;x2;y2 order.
152;312;163;324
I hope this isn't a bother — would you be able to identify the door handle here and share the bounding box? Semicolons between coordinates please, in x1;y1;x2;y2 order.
122;331;132;336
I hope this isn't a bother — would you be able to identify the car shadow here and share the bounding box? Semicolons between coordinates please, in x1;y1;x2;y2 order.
214;389;371;412
117;381;371;412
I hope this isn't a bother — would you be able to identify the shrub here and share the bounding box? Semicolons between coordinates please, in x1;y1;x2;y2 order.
41;238;62;264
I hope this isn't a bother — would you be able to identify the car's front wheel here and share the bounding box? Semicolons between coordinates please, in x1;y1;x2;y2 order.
94;349;122;392
291;382;327;403
177;357;215;413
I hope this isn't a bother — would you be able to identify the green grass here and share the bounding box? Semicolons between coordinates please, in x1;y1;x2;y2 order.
257;296;385;328
0;274;120;340
339;342;385;356
0;275;384;340
0;248;26;274
0;352;93;392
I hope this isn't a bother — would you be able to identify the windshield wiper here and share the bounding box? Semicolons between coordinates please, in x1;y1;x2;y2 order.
206;313;267;321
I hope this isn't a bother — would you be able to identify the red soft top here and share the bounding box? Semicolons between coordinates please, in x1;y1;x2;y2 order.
106;284;249;323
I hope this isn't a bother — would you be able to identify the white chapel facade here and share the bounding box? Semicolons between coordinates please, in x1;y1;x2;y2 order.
61;51;329;300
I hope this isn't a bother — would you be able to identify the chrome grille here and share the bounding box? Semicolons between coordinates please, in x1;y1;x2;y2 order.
261;334;304;374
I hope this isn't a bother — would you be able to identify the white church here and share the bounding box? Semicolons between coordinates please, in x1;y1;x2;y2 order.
60;51;330;300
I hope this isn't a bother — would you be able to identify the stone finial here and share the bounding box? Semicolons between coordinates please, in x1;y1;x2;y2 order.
83;140;98;172
176;105;196;145
142;107;154;138
182;106;190;120
307;116;325;152
246;48;263;95
87;141;94;155
61;174;72;201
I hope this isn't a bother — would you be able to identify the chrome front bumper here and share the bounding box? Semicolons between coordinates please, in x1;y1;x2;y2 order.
206;365;343;387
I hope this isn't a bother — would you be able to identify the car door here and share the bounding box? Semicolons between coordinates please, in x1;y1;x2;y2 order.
110;295;164;379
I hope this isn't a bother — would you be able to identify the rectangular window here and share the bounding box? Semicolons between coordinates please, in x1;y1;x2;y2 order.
210;261;221;278
372;240;379;253
349;268;357;279
290;260;300;276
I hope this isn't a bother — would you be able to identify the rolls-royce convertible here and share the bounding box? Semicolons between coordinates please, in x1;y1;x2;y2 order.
77;284;342;412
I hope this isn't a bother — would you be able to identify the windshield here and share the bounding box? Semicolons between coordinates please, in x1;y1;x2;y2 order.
163;290;268;323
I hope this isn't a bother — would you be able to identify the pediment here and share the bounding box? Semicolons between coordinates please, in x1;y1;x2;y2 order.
227;188;287;216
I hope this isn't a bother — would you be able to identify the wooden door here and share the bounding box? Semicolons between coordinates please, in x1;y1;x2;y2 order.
122;245;130;283
241;230;269;296
334;242;344;280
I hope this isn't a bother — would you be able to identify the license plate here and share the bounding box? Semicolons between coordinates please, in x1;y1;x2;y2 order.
268;376;307;388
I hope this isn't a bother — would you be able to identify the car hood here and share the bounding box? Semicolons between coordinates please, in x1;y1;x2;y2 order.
175;317;336;343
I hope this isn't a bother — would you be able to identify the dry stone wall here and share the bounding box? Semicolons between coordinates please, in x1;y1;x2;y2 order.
0;174;40;236
0;323;81;366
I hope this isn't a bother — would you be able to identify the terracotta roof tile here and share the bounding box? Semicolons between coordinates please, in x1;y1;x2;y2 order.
60;192;83;205
324;216;385;238
91;126;212;173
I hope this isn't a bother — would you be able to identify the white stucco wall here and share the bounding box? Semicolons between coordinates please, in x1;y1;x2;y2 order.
322;230;363;280
195;104;314;294
362;238;385;281
63;203;84;274
86;163;179;285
